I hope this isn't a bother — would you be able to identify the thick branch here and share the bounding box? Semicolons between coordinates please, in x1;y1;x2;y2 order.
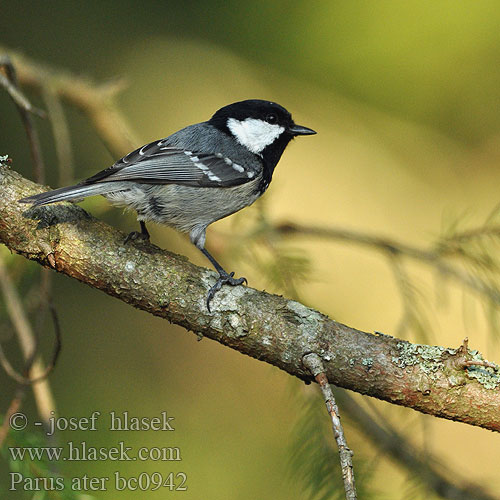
2;164;500;431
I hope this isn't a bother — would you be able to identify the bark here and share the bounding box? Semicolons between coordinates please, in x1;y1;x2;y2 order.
1;162;500;432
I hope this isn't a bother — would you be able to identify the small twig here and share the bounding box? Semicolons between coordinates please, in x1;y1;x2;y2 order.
461;336;469;354
303;353;357;500
0;73;45;117
463;360;498;370
0;55;45;183
455;337;499;370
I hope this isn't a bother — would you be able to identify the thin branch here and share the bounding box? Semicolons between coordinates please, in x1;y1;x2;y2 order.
0;257;57;426
1;163;500;431
0;73;45;117
0;55;45;183
303;353;357;500
275;222;500;306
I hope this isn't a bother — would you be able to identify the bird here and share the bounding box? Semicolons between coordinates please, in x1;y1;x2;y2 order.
19;99;316;311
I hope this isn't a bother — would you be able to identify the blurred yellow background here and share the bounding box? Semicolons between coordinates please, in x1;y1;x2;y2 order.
2;1;500;498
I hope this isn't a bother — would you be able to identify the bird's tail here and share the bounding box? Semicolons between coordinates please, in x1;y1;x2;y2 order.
18;183;115;207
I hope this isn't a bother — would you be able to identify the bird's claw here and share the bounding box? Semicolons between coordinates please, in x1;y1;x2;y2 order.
124;231;150;244
227;271;248;286
206;271;247;312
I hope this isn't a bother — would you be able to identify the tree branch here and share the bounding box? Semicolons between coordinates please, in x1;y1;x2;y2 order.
2;163;500;432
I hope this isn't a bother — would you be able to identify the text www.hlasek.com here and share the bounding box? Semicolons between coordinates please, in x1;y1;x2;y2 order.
9;441;181;462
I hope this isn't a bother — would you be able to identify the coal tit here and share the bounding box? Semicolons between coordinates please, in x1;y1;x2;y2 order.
19;99;316;310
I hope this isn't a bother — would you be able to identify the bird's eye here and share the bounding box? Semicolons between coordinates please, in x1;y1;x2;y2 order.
266;113;277;124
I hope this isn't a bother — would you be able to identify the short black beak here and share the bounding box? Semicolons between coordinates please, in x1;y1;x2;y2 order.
288;123;317;136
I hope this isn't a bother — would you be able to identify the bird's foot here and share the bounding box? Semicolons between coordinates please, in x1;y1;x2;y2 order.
207;271;247;312
124;231;150;244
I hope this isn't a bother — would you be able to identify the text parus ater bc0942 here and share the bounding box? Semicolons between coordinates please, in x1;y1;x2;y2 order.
19;99;316;311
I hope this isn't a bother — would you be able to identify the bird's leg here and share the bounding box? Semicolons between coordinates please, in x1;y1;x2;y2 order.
124;220;150;243
140;221;150;239
199;247;247;312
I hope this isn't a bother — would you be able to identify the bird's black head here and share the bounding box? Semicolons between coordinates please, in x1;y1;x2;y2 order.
209;100;316;170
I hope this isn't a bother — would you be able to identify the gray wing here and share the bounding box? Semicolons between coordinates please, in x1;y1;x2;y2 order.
83;139;258;188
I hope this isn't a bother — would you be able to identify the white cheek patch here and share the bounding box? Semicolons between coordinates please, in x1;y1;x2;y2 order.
227;118;285;154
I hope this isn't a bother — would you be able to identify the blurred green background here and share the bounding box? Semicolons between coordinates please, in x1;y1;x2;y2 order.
2;1;500;499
